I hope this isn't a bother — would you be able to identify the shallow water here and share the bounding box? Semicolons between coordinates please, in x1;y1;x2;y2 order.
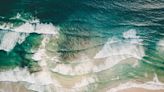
0;0;164;92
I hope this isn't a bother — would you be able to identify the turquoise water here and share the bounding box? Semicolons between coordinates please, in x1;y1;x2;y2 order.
0;0;163;69
0;0;164;92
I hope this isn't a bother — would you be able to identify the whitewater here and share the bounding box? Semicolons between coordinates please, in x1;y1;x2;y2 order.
0;0;164;92
0;19;59;52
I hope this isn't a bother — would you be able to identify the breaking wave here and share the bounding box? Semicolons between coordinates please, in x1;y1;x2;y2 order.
51;29;145;75
0;15;59;52
107;74;164;92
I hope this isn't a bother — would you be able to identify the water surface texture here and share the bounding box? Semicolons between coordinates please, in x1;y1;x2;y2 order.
0;0;164;92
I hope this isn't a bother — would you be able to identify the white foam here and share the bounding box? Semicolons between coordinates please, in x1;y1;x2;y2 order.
0;36;61;92
94;38;144;59
27;36;63;92
13;22;59;35
0;67;62;92
0;68;35;83
0;32;28;52
0;23;13;30
0;67;57;85
73;76;97;88
51;54;93;75
94;37;120;58
51;32;145;76
32;47;46;61
51;61;95;76
51;51;143;76
124;29;144;44
157;38;164;51
158;39;164;47
31;36;56;85
123;29;139;39
91;30;145;71
107;74;164;92
17;33;28;44
94;55;131;71
93;51;143;72
0;19;59;52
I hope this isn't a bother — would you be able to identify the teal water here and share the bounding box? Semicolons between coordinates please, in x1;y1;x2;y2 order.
0;0;164;92
0;0;163;69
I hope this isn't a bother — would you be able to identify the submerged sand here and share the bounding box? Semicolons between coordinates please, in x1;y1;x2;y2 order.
118;88;164;92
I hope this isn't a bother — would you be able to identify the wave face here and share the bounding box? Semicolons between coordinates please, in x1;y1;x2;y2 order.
0;0;164;92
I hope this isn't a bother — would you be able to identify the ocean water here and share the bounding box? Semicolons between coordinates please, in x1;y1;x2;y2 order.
0;0;164;92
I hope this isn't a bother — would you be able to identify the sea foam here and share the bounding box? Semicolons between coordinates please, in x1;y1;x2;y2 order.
13;22;59;35
0;32;28;52
157;38;164;51
93;29;144;69
0;36;61;92
0;19;59;52
107;74;164;92
51;29;145;76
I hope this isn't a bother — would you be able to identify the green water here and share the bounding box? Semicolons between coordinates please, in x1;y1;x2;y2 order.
0;0;164;92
